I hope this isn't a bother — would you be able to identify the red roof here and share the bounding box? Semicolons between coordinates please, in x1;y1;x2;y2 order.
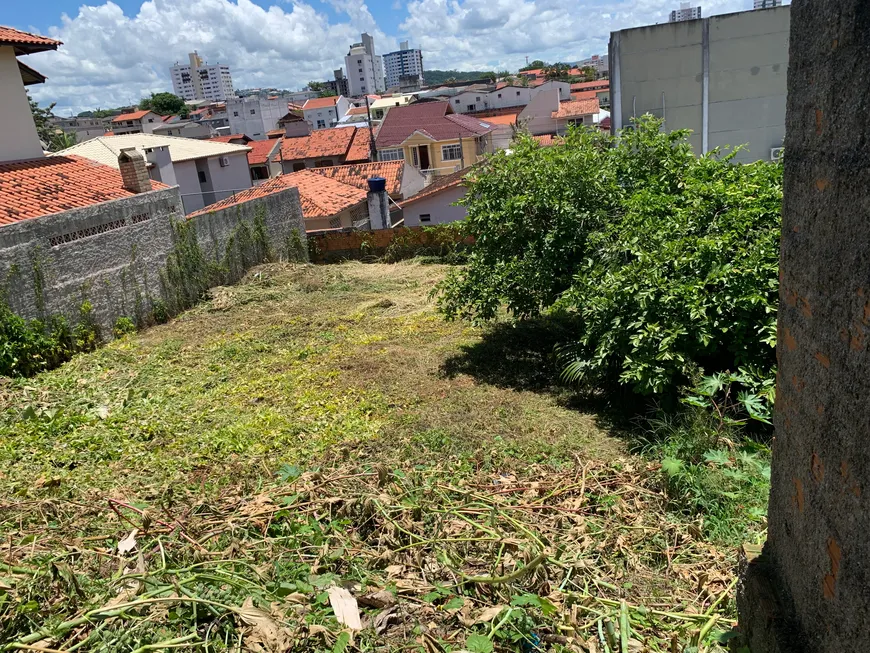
346;106;369;116
303;96;340;110
188;170;366;221
571;80;609;91
112;110;154;123
399;168;468;208
0;155;167;226
0;26;61;54
280;127;370;162
552;98;600;119
376;101;495;148
480;113;518;126
247;138;281;166
533;134;562;147
311;161;405;196
570;90;599;102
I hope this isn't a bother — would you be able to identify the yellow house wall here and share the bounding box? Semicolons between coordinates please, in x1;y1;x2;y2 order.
304;207;354;232
400;136;480;171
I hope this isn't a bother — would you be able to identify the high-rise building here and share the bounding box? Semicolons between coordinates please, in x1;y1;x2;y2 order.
754;0;781;7
170;52;234;102
669;2;701;21
344;33;385;96
383;41;424;90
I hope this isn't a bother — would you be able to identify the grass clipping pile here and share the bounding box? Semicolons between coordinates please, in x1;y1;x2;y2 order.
1;457;736;652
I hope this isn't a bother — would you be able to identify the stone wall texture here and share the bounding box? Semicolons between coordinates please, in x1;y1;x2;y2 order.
0;186;306;335
740;2;870;651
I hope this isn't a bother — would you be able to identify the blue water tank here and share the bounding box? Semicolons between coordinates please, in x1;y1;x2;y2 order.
367;176;387;192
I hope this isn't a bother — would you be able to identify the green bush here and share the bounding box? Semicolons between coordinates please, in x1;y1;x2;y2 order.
112;316;136;339
439;116;782;398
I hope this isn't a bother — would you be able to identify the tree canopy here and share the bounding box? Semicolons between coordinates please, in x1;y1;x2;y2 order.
139;92;188;117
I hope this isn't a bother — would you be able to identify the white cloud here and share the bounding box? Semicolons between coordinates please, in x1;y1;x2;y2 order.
23;0;785;115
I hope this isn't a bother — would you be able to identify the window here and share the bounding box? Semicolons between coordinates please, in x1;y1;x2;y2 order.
148;118;154;123
357;59;362;64
250;109;256;115
379;148;403;161
316;120;326;129
233;111;239;117
441;144;462;161
359;68;363;73
360;77;365;81
198;170;207;184
419;214;431;223
454;99;460;104
476;96;480;101
497;93;502;98
315;159;334;167
293;162;306;171
466;105;475;112
516;91;521;96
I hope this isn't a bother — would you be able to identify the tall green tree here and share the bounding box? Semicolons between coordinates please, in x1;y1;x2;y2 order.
519;59;547;71
28;92;57;146
139;92;186;116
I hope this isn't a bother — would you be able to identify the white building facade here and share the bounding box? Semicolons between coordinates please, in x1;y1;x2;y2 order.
669;3;702;21
170;52;234;102
344;33;385;96
227;97;287;139
577;54;609;76
383;41;423;90
754;0;781;7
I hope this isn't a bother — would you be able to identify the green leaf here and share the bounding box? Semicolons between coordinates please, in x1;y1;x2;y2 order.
661;457;684;477
278;464;302;482
444;596;466;610
332;631;351;653
466;634;494;653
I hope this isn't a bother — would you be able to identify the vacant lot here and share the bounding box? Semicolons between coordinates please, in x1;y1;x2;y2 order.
1;263;739;652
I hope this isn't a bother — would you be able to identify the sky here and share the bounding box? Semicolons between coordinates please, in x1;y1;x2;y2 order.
9;0;786;115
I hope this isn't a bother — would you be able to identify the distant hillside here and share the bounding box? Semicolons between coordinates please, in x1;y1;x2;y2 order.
423;70;494;86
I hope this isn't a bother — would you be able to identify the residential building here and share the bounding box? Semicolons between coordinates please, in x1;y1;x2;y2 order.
55;133;253;214
571;80;610;108
50;115;111;143
287;89;319;104
152;120;214;139
210;134;252;145
383;41;423;90
399;168;469;228
345;32;384;96
247;138;283;184
754;0;781;7
110;110;162;135
445;81;570;114
577;54;609;77
374;101;495;182
669;3;701;22
279;126;371;172
338;106;371;126
310;160;425;202
323;69;350;97
489;84;533;109
302;96;352;130
369;94;415;122
610;5;789;162
170;51;234;102
227;96;287;140
277;111;311;138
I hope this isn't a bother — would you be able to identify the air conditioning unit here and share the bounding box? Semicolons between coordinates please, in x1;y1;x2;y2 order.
219;156;230;167
770;147;784;162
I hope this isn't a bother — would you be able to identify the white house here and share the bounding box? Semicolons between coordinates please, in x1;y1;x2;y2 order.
489;85;533;109
399;169;468;228
227;96;288;140
517;90;562;136
54;133;253;214
533;81;572;102
302;96;352;130
110;110;162;135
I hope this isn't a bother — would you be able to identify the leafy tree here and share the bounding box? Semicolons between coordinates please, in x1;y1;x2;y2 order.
307;81;337;98
438;117;782;398
423;70;495;85
543;63;572;80
139;92;186;116
28;92;57;146
519;60;547;71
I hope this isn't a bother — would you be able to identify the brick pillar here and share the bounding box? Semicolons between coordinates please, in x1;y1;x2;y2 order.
118;147;152;194
737;3;870;652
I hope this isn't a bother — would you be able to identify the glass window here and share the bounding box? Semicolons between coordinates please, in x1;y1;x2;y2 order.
454;99;460;104
379;148;404;161
516;91;521;96
316;119;326;129
466;105;475;112
441;144;462;161
497;93;502;98
233;111;239;117
197;170;207;183
250;109;256;115
419;214;431;223
293;162;306;171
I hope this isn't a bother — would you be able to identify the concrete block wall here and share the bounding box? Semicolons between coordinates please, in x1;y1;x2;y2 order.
0;186;306;336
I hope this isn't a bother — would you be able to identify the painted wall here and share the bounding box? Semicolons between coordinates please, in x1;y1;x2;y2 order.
533;81;571;101
609;5;789;162
449;91;491;113
303;98;350;130
0;186;306;335
203;152;253;205
172;154;251;214
0;46;45;162
173;160;205;214
400;135;480;171
518;90;561;136
403;185;467;227
490;86;533;109
227;97;287;139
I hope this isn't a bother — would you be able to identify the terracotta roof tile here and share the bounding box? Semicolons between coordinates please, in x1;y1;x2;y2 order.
303;96;340;110
533;134;563;147
478;113;518;126
188;170;366;221
376;101;494;148
346;129;372;162
112;110;154;123
570;80;609;91
247;138;281;165
311;161;404;195
346;106;369;116
552;98;600;119
0;155;167;226
399;168;469;208
0;26;61;53
280;127;366;161
570;90;599;102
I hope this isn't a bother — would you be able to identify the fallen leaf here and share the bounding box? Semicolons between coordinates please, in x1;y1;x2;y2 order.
358;589;396;609
238;597;292;653
328;586;362;630
117;529;138;554
420;632;446;653
373;606;400;634
474;605;506;624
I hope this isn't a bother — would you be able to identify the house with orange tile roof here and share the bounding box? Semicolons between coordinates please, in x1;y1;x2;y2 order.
247;138;283;184
111;109;163;135
398;167;470;228
308;160;424;202
302;95;352;130
515;90;603;137
278;127;371;173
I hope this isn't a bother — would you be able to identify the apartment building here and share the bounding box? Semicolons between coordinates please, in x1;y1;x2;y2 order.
227;96;287;139
110;110;162;135
577;54;609;77
754;0;781;7
383;41;423;90
345;33;385;96
610;5;789;162
170;51;234;102
669;3;702;22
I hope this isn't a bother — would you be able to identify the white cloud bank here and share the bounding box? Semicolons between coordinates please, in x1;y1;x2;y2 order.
23;0;779;115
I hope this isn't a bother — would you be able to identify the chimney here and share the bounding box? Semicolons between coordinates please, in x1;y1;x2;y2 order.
366;176;390;230
118;147;152;194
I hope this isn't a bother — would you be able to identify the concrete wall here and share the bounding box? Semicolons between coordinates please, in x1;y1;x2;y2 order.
0;46;45;162
737;2;870;651
491;86;533;109
0;186;306;335
228;97;287;139
518;90;561;136
609;5;789;163
173;153;251;215
403;185;467;228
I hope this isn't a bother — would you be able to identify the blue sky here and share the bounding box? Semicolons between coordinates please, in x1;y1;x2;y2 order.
11;0;779;115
